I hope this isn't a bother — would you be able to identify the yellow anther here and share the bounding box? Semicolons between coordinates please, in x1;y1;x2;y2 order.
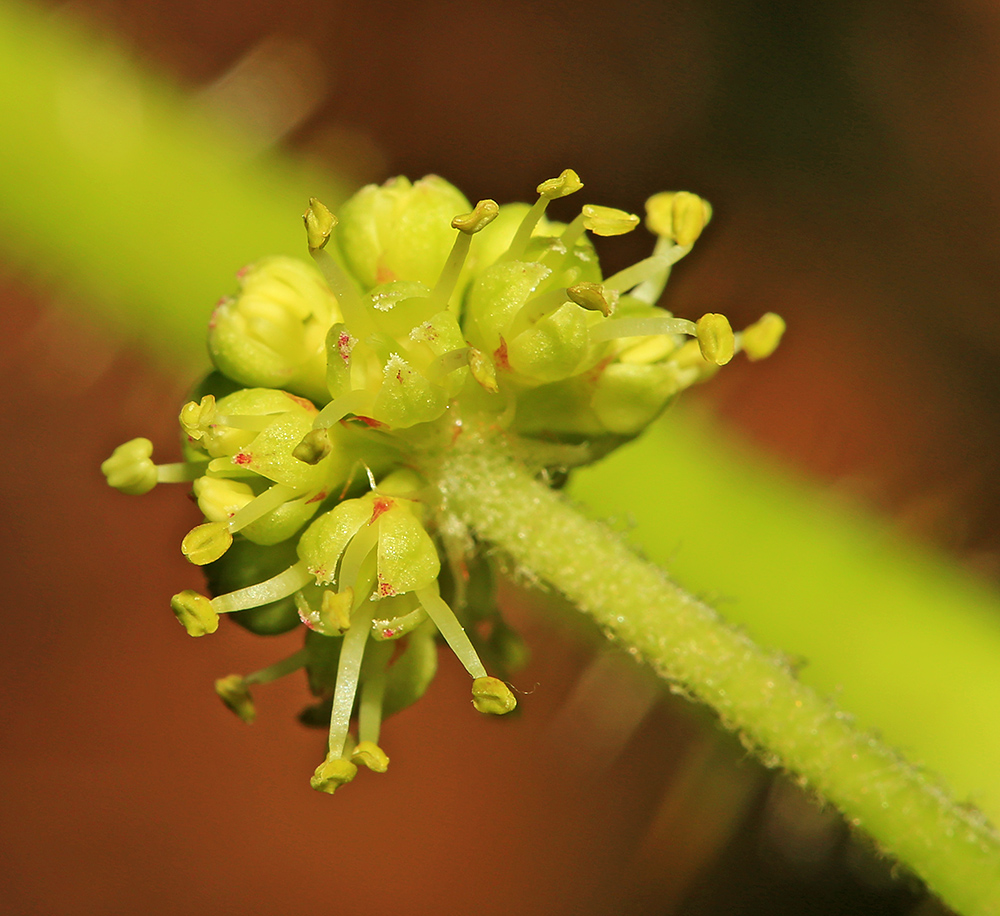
321;588;354;632
101;437;158;495
170;590;219;637
215;675;255;724
352;740;390;773
566;282;616;317
192;477;253;523
310;755;358;795
581;204;640;237
537;168;583;200
303;197;337;250
181;521;233;566
468;347;499;393
292;428;332;465
645;191;712;246
741;312;786;361
471;676;517;715
178;395;216;441
451;199;500;235
695;313;735;366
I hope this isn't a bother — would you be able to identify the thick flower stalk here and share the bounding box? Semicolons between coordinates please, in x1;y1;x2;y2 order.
103;170;780;795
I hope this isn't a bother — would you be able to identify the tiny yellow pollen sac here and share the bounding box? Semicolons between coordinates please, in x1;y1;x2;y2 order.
468;347;499;393
451;199;500;235
101;437;159;495
303;197;337;250
566;282;616;317
215;675;255;724
537;168;583;200
352;740;390;773
178;395;216;441
741;312;786;361
320;588;354;632
182;521;234;566
471;676;517;715
645;191;712;246
695;313;735;366
310;754;358;795
292;428;332;465
581;205;640;237
170;590;219;637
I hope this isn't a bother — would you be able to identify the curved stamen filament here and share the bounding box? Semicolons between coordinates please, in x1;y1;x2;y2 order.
210;561;312;614
327;603;375;758
423;347;471;383
358;640;393;744
540;213;586;271
504;196;551;262
310;247;378;340
243;648;309;686
337;520;380;599
312;390;377;430
415;583;488;680
226;483;299;532
602;244;690;295
589;315;697;343
506;288;571;340
629;238;688;305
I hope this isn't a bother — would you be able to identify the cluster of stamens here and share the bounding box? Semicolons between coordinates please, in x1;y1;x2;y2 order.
102;170;783;793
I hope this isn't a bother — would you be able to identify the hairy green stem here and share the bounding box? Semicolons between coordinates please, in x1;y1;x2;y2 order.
435;429;1000;916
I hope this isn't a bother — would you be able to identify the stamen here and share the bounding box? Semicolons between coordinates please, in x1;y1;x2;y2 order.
505;169;583;261
337;520;380;600
506;287;571;340
602;245;690;295
292;428;332;465
566;282;616;317
695;313;735;366
155;462;203;484
358;640;393;746
305;198;378;339
226;483;299;533
423;347;472;383
312;390;376;431
589;315;697;343
430;199;500;307
415;583;488;680
210;560;313;614
243;647;310;686
739;312;786;361
326;603;375;759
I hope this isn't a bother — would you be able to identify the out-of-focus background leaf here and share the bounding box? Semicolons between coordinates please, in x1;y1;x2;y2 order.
3;0;1000;913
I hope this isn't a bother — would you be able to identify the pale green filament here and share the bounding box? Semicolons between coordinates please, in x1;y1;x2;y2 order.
504;196;552;262
358;640;393;744
430;232;473;307
155;462;203;483
415;583;488;679
629;237;688;305
337;519;380;598
210;561;312;614
312;390;376;430
243;648;309;686
327;603;375;758
226;483;299;532
214;413;284;431
602;244;690;295
310;247;378;340
589;315;697;343
423;347;472;383
506;288;572;340
541;213;586;270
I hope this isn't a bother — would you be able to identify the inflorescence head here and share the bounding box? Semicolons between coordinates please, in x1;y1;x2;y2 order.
102;170;783;794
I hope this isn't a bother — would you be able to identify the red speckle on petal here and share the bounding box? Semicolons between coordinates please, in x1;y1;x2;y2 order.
382;628;396;639
347;416;387;429
494;337;510;371
236;264;251;280
378;581;396;597
234;452;253;465
338;331;353;363
284;392;316;413
306;490;328;505
370;497;394;524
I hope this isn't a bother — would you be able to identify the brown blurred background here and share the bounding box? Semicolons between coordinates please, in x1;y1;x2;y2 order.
4;0;1000;913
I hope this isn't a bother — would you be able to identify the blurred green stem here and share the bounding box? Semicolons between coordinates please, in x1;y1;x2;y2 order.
439;430;1000;915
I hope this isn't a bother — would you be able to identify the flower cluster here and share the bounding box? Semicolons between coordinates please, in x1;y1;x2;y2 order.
102;171;783;794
